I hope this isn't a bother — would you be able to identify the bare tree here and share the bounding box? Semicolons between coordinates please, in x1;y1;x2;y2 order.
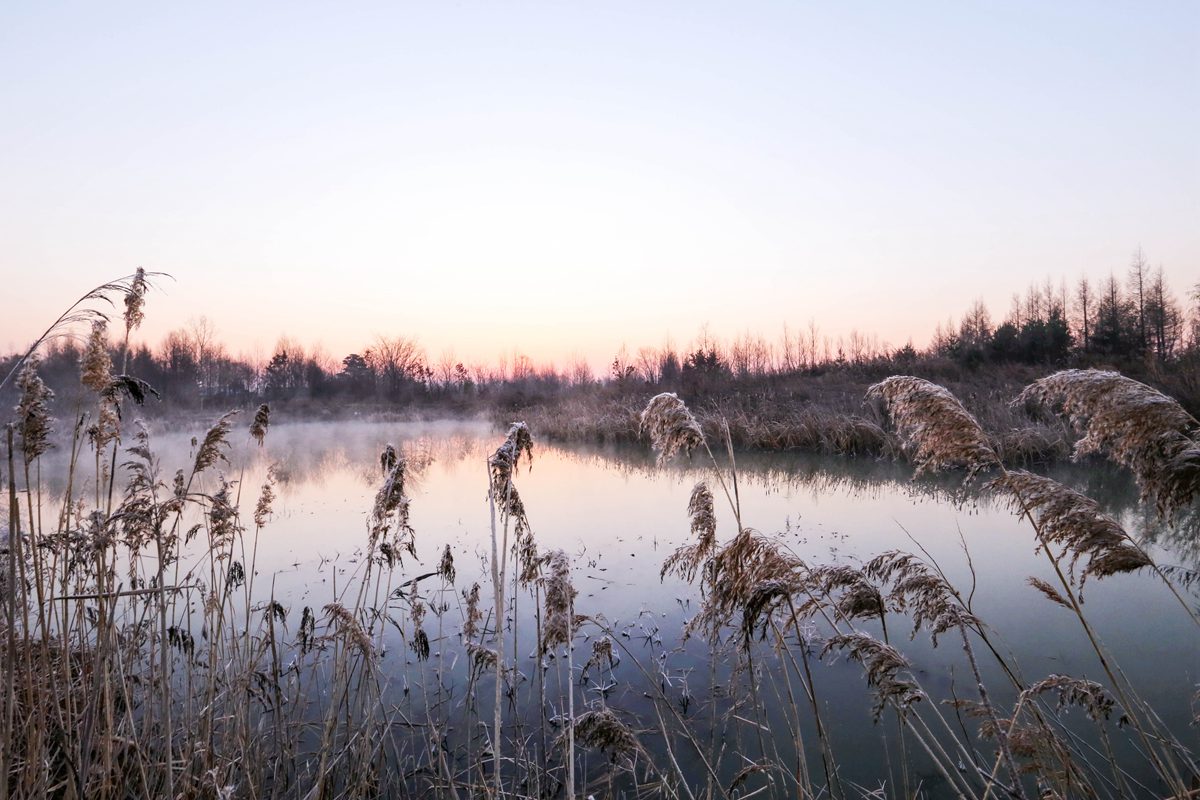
1128;246;1149;355
366;335;426;400
1074;276;1093;351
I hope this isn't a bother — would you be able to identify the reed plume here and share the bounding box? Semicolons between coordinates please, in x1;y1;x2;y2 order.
823;633;925;721
866;375;999;479
489;422;533;533
208;478;239;552
80;319;113;393
1027;577;1072;609
517;530;541;585
741;577;805;644
661;482;718;583
371;457;414;563
463;582;483;640
866;551;978;644
992;470;1151;586
324;603;373;656
253;472;276;528
2;270;165;392
88;402;121;451
564;707;642;760
15;355;54;463
466;642;498;672
541;549;577;652
1016;369;1200;518
380;443;397;474
410;599;430;661
640;392;704;465
801;564;885;623
193;411;238;474
123;266;148;333
582;636;618;682
1023;674;1117;722
693;527;803;640
249;404;270;446
438;543;456;583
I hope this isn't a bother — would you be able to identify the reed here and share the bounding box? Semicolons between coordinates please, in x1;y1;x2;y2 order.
1017;368;1200;519
2;275;1196;798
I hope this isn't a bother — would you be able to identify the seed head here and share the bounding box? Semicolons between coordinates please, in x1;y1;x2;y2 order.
867;376;999;479
194;412;238;475
542;549;577;652
15;355;54;463
640;393;705;465
1016;369;1200;518
563;707;642;760
463;582;483;641
489;422;533;534
249;404;270;446
254;468;276;528
662;482;718;583
992;470;1151;587
438;543;455;583
123;267;148;333
824;633;926;721
80;320;113;393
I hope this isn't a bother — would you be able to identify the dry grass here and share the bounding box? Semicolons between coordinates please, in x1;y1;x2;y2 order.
3;282;1196;799
991;469;1151;586
866;375;1000;478
1017;369;1200;518
639;392;705;465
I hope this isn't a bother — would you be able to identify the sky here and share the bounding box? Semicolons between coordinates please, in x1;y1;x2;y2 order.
1;2;1197;370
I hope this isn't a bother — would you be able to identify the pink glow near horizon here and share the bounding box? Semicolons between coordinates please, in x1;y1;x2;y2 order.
2;4;1196;371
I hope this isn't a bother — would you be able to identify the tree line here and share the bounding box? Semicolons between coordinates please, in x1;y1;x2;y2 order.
3;250;1197;414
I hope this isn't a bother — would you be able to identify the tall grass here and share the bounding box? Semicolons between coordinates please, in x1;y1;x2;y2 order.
1;277;1197;798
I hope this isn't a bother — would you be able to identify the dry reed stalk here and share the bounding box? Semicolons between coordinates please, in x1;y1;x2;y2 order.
192;411;237;475
866;375;1000;479
991;470;1151;587
563;707;642;761
14;356;54;465
371;456;415;564
485;422;533;797
640;393;704;466
873;374;1198;795
822;633;924;722
865;551;978;645
542;548;577;797
1016;369;1200;518
80;320;114;394
660;482;717;584
249;404;270;447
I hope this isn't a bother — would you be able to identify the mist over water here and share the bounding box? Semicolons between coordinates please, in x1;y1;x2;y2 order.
24;416;1191;794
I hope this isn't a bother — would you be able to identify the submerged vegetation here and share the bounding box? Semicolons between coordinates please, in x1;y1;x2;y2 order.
0;275;1198;799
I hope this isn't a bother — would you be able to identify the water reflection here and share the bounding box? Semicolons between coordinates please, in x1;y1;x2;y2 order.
12;417;1198;798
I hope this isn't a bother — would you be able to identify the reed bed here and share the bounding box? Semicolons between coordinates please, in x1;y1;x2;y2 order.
512;376;1074;465
0;277;1196;799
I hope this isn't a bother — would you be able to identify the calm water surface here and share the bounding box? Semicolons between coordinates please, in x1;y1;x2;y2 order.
34;417;1200;796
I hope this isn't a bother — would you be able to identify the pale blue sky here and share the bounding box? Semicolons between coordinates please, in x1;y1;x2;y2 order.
2;2;1196;367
